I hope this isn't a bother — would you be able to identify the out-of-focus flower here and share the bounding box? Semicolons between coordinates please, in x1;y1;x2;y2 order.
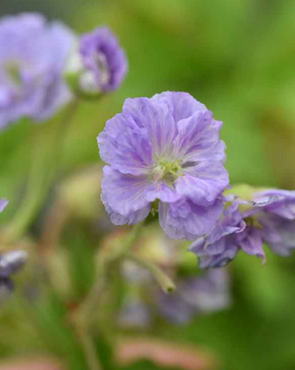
98;92;228;240
0;13;75;130
0;200;27;304
157;269;231;324
118;229;231;328
191;187;295;268
0;199;8;213
119;298;152;329
67;27;127;95
0;251;28;304
120;262;231;327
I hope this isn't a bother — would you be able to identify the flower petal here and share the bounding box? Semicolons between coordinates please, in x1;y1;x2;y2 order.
173;110;226;164
123;97;178;158
151;91;206;122
237;227;265;262
98;113;152;175
159;198;224;240
101;166;151;217
175;162;229;206
102;194;150;226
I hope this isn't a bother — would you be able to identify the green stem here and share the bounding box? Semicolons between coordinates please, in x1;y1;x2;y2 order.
125;252;176;293
77;223;142;326
74;324;103;370
72;224;144;370
3;99;80;243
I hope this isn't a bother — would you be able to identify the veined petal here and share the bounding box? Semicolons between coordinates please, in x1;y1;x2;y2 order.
98;113;152;175
122;97;178;158
175;161;229;206
159;198;224;240
101;192;150;225
101;166;151;217
173;111;226;163
151;91;206;122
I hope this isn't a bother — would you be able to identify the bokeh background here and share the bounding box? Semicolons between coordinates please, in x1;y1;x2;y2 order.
1;1;295;369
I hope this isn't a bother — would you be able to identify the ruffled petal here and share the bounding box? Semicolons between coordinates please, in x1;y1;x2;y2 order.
159;198;224;240
101;166;151;217
122;97;178;159
98;113;152;175
101;192;150;225
173;110;226;164
151;91;206;122
175;161;229;206
237;227;265;262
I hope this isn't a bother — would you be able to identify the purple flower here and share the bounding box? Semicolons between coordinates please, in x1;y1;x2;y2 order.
157;269;231;324
79;27;127;93
191;189;295;268
98;92;229;240
0;13;75;130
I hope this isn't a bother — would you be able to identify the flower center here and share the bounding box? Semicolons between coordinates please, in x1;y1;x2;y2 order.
153;160;183;184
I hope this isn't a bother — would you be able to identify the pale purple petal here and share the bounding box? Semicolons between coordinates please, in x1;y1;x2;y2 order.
151;91;206;122
101;166;151;217
237;227;265;262
260;215;295;256
191;235;238;269
173;110;226;163
101;192;150;226
159;198;224;240
175;161;229;206
97;113;152;175
123;97;178;158
254;189;295;220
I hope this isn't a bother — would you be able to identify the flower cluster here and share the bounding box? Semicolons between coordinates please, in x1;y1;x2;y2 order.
98;91;229;240
0;13;128;129
98;92;295;269
191;187;295;268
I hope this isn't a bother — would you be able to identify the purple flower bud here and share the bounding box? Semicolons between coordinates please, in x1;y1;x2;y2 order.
98;92;229;240
0;13;76;130
79;27;128;93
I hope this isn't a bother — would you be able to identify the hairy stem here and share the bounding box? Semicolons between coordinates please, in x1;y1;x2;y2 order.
125;252;175;293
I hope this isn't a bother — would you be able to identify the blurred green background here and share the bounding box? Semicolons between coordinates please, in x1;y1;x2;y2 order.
1;1;295;370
